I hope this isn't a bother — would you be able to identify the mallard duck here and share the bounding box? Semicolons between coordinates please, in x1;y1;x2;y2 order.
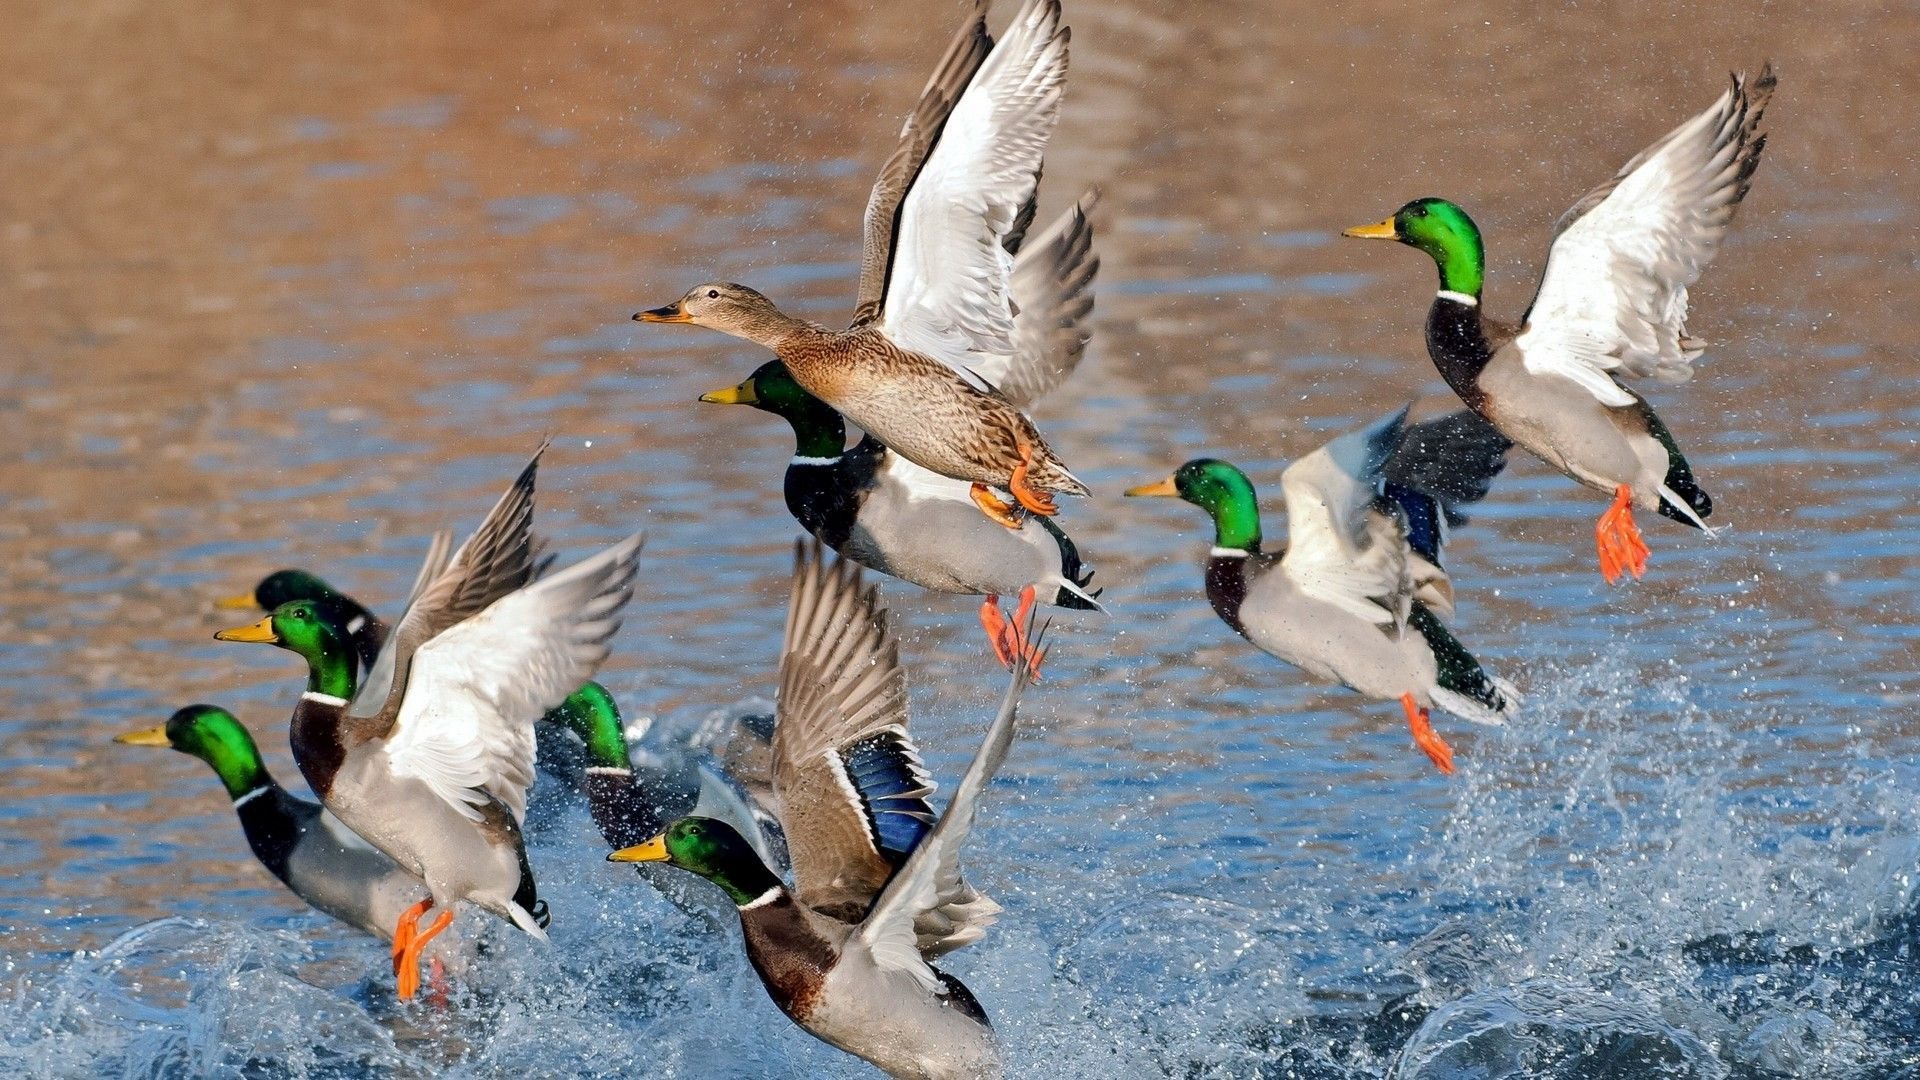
698;191;1103;672
1126;408;1517;774
1343;65;1775;584
539;680;788;872
608;540;1043;1079
638;0;1088;532
115;705;439;952
216;448;646;999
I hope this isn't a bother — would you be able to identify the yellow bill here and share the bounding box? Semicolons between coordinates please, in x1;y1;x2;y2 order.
1124;476;1181;498
1341;218;1399;240
114;725;172;747
214;615;280;644
699;378;758;406
607;834;670;863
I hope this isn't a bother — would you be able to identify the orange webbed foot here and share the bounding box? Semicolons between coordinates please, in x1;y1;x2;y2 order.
978;588;1045;680
391;897;431;973
1401;693;1455;776
1008;443;1059;517
970;483;1025;530
395;908;455;1001
1594;484;1650;585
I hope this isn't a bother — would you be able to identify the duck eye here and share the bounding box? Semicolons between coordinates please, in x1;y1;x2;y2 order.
706;289;720;300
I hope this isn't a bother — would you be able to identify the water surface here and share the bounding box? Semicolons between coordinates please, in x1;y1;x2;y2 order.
2;0;1917;1076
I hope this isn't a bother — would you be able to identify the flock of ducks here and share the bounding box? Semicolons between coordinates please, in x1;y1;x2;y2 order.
112;0;1779;1075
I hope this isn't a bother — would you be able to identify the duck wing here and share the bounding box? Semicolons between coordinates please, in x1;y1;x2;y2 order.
967;187;1100;408
382;532;643;824
1277;408;1415;631
773;539;928;922
1515;64;1775;406
352;444;547;727
850;0;992;328
875;0;1069;383
856;618;1043;990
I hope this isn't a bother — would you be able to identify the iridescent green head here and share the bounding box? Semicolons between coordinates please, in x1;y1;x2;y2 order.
213;600;356;699
1344;197;1485;297
541;681;631;771
1126;458;1263;552
607;816;781;907
115;705;270;801
699;361;846;459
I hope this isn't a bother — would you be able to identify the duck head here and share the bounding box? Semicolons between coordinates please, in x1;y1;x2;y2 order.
609;816;783;907
214;599;357;699
1126;458;1264;553
1343;197;1485;297
218;568;340;612
636;282;799;346
116;705;269;800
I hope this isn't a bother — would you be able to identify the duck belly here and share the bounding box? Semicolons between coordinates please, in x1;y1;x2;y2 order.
847;468;1065;596
325;753;525;914
1481;355;1660;497
805;965;1002;1080
1239;590;1437;705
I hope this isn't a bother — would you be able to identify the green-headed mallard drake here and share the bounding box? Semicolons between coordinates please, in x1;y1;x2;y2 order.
540;681;789;873
115;705;442;954
608;540;1042;1079
1343;64;1775;585
698;190;1103;673
216;447;646;999
1127;408;1517;774
638;0;1088;532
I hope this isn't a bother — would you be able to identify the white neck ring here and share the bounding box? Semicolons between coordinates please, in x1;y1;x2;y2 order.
738;886;782;911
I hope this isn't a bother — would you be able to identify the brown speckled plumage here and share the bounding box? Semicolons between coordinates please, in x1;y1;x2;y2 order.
777;324;1087;497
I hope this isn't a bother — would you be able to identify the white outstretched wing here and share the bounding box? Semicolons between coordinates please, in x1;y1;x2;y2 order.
383;533;643;823
878;0;1069;385
1515;65;1775;406
1278;409;1413;629
963;188;1100;408
856;620;1042;991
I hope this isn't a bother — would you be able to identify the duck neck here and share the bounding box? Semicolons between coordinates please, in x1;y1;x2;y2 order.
698;847;787;909
740;307;819;353
302;637;357;702
1201;486;1263;556
289;639;359;800
779;398;849;463
547;683;631;772
1418;217;1485;302
200;730;275;804
1424;295;1495;407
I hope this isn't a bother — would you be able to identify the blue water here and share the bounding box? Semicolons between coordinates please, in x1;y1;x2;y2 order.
3;1;1918;1076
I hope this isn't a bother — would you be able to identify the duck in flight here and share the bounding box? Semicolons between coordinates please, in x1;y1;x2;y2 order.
610;540;1043;1078
1128;408;1518;774
1344;65;1775;584
638;0;1087;533
697;189;1104;676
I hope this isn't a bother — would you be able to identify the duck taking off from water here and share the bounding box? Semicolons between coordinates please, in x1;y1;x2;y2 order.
698;189;1104;676
1127;408;1517;774
115;705;447;958
216;446;645;1000
1344;64;1775;584
610;540;1043;1079
638;0;1087;532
